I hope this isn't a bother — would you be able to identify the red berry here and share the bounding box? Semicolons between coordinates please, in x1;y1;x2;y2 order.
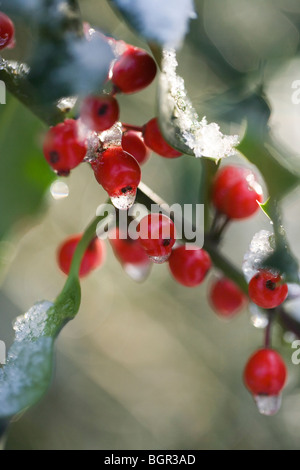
80;95;119;132
137;214;176;263
209;277;246;317
92;147;141;208
122;131;150;165
111;45;157;94
43;119;87;175
212;165;263;219
143;118;182;158
57;234;105;278
109;227;150;265
0;12;15;50
244;349;287;396
168;245;211;287
248;270;288;309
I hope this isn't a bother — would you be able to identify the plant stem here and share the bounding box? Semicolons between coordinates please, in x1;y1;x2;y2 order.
122;123;144;133
264;312;274;348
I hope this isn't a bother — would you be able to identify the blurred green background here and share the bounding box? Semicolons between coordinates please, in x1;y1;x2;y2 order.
1;0;300;449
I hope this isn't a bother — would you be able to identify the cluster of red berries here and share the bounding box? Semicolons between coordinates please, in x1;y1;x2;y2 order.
1;13;287;415
0;12;15;50
43;32;183;211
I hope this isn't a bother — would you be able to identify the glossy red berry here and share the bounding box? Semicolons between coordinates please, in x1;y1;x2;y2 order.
111;45;157;94
143;118;182;158
109;228;150;265
0;12;15;50
122;131;150;165
57;234;106;278
209;277;246;317
248;270;288;309
212;165;263;219
244;349;287;396
137;214;176;263
43;119;87;175
80;95;119;132
92;147;141;209
168;245;211;287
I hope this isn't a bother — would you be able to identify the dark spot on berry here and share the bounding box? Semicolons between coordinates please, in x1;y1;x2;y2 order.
97;104;109;116
121;186;133;194
49;151;60;164
266;280;276;291
57;169;70;177
162;238;171;247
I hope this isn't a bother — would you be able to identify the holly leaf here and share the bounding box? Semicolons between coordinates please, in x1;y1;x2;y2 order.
109;0;196;48
0;94;55;241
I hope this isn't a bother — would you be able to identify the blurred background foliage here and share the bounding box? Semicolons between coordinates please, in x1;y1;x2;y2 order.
1;0;300;449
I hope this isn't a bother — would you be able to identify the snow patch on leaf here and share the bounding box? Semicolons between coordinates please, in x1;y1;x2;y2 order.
242;230;275;282
111;0;196;48
159;49;239;159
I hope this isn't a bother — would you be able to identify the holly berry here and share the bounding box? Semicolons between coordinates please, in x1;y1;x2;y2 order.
168;245;211;287
244;348;287;396
137;214;176;263
212;165;263;219
122;130;150;165
43;119;87;175
57;234;106;278
248;270;288;309
80;95;119;132
209;277;246;317
111;45;157;94
92;146;141;209
0;12;15;50
143;118;182;158
109;227;150;266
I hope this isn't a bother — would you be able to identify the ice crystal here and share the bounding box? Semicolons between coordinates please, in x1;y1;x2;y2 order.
160;49;239;159
13;301;54;342
100;122;123;149
242;230;275;282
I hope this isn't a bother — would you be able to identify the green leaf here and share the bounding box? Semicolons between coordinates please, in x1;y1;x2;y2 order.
28;34;114;104
109;0;196;48
0;94;55;240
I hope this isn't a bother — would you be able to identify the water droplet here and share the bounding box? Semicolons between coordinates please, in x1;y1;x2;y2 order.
124;262;152;282
50;181;69;200
100;122;123;149
254;394;282;416
149;254;170;264
110;190;136;210
249;303;268;329
283;331;297;344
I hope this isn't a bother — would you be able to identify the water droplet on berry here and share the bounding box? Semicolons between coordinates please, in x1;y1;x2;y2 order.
123;262;152;282
50;181;69;200
110;190;136;210
248;303;268;328
254;394;282;416
149;254;171;264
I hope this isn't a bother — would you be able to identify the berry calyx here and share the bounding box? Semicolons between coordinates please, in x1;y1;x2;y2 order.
0;12;15;50
43;119;87;175
137;214;176;263
209;277;246;317
248;270;288;309
57;234;106;278
80;95;119;132
122;131;150;165
168;245;211;287
244;348;287;396
212;165;263;219
143;118;182;158
111;45;157;94
92;146;141;210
